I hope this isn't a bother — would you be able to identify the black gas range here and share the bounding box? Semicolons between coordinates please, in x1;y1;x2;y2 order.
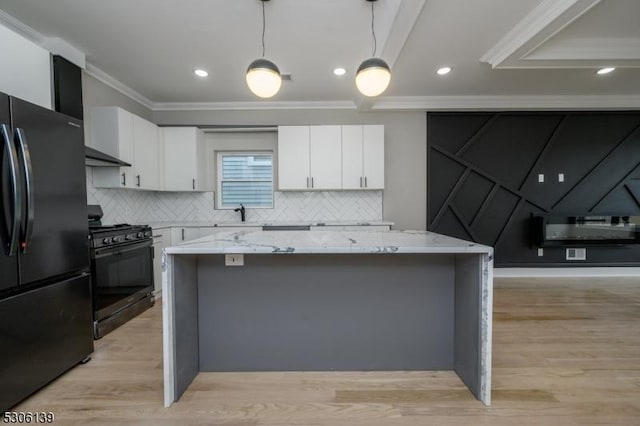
88;206;154;339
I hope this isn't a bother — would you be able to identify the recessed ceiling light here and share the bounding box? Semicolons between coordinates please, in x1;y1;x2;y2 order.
333;67;346;76
437;67;452;76
194;69;209;78
596;67;615;75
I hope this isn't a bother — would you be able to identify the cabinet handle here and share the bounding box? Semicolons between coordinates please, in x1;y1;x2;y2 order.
192;178;196;190
181;228;185;241
122;172;126;186
136;174;141;187
306;177;309;188
311;177;314;188
360;177;363;188
365;177;368;188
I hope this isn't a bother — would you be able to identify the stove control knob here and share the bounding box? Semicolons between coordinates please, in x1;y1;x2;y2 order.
125;235;133;241
112;236;120;243
144;231;151;237
137;232;143;238
102;238;111;245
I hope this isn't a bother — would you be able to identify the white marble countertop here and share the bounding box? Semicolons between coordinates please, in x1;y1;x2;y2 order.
164;229;493;255
149;221;394;229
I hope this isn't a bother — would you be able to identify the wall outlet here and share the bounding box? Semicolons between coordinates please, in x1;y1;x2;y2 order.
558;173;565;182
566;248;586;261
225;254;244;266
537;248;544;257
538;174;545;183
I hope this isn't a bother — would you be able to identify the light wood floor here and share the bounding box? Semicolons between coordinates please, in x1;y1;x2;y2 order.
15;277;640;425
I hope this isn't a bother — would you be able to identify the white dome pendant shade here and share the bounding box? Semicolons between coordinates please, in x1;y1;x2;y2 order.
246;58;282;98
355;57;391;97
356;0;391;97
246;0;281;98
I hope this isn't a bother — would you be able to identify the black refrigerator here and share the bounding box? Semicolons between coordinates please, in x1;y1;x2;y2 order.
0;92;93;411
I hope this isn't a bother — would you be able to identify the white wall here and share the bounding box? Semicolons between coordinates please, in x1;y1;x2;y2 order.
153;110;427;230
0;22;51;108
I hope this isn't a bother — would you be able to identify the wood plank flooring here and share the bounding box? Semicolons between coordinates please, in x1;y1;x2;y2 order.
13;277;640;425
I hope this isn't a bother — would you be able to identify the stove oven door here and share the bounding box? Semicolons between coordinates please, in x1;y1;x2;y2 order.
91;240;154;321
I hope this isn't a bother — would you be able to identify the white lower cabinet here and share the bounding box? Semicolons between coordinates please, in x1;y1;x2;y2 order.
171;227;202;244
170;226;261;245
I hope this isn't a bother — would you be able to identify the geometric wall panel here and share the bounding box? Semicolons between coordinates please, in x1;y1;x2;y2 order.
427;112;640;267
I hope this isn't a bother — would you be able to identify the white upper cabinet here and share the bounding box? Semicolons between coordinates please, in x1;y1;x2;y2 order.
132;115;160;190
309;126;342;190
90;107;135;189
0;23;51;109
362;125;385;189
279;124;384;191
342;125;364;190
161;127;209;191
90;107;161;190
341;125;384;190
278;125;343;190
278;126;310;190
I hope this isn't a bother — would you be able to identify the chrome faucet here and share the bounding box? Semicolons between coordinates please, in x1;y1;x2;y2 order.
234;204;246;222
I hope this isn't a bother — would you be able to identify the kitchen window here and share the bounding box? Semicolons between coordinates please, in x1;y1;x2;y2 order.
216;152;274;208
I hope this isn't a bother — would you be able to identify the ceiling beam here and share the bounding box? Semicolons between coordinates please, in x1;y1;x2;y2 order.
480;0;601;69
355;0;428;110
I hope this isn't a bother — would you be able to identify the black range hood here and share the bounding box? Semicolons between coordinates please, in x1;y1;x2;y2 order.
85;146;131;167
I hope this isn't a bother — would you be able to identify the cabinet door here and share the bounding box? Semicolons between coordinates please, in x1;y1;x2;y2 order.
363;125;384;189
278;126;310;190
133;115;160;190
162;127;197;191
0;24;51;109
90;107;135;188
171;227;202;244
310;126;342;190
195;130;209;191
341;125;364;189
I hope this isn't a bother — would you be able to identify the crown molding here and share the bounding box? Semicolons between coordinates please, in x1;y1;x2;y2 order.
84;63;155;110
152;101;357;111
370;95;640;111
480;0;601;68
0;9;44;43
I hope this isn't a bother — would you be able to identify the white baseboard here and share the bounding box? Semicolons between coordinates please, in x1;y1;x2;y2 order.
494;267;640;278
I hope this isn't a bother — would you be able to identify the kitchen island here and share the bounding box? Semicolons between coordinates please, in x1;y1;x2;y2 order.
162;230;493;407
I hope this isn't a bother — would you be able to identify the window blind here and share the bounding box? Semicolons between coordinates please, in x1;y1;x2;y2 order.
219;154;273;208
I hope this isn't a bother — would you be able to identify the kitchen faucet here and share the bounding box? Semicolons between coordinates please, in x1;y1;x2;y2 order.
234;204;246;222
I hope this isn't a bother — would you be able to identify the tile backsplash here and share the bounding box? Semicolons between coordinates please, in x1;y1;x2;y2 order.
86;168;383;225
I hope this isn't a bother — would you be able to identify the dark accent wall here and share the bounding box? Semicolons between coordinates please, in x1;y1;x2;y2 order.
427;112;640;267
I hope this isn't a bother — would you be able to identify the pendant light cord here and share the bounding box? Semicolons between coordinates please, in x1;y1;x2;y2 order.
262;0;266;57
371;1;377;57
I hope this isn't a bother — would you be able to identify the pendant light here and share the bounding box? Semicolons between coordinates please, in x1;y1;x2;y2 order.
356;0;391;97
246;0;282;98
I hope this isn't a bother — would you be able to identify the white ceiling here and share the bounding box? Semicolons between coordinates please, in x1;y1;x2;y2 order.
0;0;639;110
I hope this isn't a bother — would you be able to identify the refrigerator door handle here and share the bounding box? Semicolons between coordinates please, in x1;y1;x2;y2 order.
1;124;21;256
15;128;35;254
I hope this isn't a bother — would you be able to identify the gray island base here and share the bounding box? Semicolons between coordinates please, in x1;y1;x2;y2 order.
162;230;493;407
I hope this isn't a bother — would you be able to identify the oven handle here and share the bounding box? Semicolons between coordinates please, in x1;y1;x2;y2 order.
93;240;152;259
